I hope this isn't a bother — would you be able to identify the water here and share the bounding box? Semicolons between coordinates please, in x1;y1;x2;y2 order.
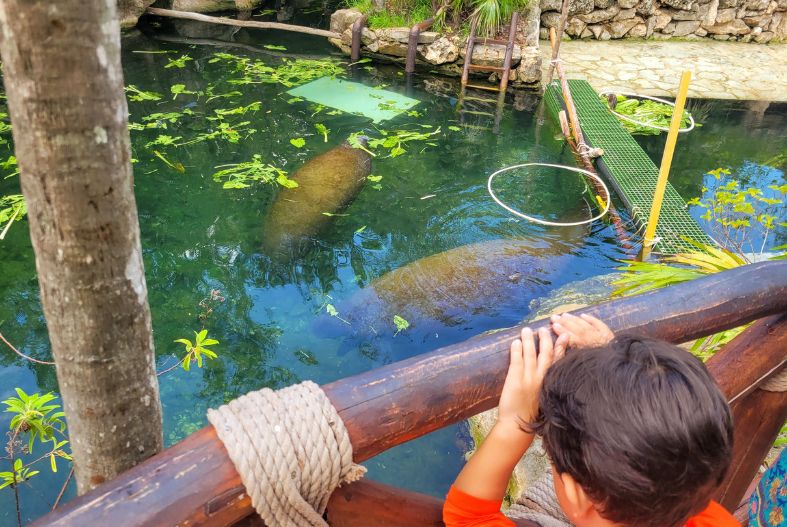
0;12;785;525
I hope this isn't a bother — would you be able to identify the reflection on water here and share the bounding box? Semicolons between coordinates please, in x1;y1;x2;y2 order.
0;10;785;523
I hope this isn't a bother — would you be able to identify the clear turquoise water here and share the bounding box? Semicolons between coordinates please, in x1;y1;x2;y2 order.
0;11;785;525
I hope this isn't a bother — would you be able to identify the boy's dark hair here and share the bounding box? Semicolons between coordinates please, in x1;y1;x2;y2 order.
532;335;733;527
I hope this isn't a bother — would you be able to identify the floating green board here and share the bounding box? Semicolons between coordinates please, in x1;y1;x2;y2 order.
287;77;420;123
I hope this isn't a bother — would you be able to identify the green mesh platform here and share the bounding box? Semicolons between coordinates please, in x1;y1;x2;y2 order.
544;80;712;255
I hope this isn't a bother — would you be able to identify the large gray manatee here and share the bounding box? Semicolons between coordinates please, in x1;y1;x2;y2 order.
316;228;587;341
263;141;372;260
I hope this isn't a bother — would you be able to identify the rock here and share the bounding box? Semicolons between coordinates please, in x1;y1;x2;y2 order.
771;12;787;38
419;37;458;65
118;0;156;27
170;0;263;12
667;6;702;19
704;0;720;24
714;7;738;22
541;0;562;11
653;11;673;28
595;0;615;7
743;15;768;26
330;8;363;35
719;0;741;7
712;32;731;37
518;4;542;47
599;27;612;39
673;19;702;33
745;0;770;9
646;14;658;35
578;5;621;22
566;17;588;35
777;0;787;8
361;27;377;46
661;0;698;10
751;24;764;33
696;26;709;34
329;37;351;54
705;18;753;32
569;0;595;15
663;20;677;32
539;27;550;39
515;46;542;84
754;29;774;40
606;17;642;36
588;23;605;37
614;8;638;19
619;0;638;7
541;11;561;26
581;26;595;37
629;21;649;35
341;28;352;45
637;0;659;15
376;40;409;57
461;43;522;65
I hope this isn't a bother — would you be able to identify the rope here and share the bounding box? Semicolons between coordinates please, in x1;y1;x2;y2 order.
207;381;366;526
507;470;573;527
760;367;787;392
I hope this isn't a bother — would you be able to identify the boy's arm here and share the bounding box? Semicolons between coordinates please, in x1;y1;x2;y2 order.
452;327;567;501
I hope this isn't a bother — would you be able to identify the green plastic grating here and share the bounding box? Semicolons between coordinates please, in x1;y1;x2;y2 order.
544;80;712;255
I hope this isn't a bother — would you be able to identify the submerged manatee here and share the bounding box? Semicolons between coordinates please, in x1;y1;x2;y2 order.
316;230;586;341
263;141;372;260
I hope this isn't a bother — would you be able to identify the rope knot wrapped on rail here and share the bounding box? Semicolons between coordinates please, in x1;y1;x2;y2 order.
207;380;366;526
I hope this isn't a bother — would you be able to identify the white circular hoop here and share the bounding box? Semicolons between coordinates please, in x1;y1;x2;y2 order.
599;90;696;133
487;163;611;227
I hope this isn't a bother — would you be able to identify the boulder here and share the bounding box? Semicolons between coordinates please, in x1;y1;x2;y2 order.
715;7;738;22
718;0;741;7
578;5;621;22
771;11;787;38
654;11;674;28
614;8;638;19
376;39;409;56
566;17;588;35
663;20;677;31
696;26;709;34
661;0;698;9
637;0;659;15
705;18;753;32
588;23;605;37
606;16;642;36
515;46;542;84
704;0;720;24
361;27;377;46
330;8;363;35
581;26;595;37
745;0;770;9
667;6;702;19
419;37;458;65
743;14;768;26
461;43;522;65
541;0;562;11
629;21;649;35
673;19;702;33
754;29;775;40
518;4;542;47
595;0;615;7
569;0;596;15
541;11;561;26
118;0;156;27
619;0;638;7
712;32;731;38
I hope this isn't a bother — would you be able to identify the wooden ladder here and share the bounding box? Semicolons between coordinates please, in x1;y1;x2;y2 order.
457;12;519;132
460;11;519;93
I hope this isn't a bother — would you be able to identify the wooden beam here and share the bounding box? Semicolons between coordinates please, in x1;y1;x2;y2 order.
326;479;539;527
145;7;340;39
32;261;787;527
715;388;787;511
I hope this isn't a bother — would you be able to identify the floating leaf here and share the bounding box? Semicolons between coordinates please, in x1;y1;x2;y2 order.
290;137;306;148
393;315;409;336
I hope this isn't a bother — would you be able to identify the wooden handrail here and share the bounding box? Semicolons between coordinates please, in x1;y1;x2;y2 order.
33;261;787;526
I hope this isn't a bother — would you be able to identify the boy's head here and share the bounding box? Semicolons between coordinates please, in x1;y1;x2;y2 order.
533;335;733;527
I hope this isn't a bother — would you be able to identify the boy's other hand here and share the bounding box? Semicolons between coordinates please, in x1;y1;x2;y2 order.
550;313;614;349
497;327;568;431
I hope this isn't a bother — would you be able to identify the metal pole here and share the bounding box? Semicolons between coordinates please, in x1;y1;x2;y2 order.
642;70;692;251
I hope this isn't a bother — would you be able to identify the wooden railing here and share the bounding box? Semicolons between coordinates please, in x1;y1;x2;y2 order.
33;260;787;526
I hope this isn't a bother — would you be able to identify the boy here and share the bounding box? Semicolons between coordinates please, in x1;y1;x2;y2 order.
444;313;739;527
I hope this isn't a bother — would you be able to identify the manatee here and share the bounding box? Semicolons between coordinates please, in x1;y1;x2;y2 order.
263;141;372;260
315;229;587;342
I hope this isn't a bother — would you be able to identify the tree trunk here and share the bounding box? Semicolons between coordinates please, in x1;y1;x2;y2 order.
0;0;163;493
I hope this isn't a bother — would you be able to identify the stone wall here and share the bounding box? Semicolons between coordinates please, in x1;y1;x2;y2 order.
329;7;544;86
539;0;787;42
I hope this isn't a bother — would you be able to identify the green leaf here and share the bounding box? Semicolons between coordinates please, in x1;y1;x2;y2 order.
393;315;409;335
448;125;462;131
326;304;339;317
264;44;287;51
354;225;367;234
290;137;306;148
276;173;299;189
367;175;382;182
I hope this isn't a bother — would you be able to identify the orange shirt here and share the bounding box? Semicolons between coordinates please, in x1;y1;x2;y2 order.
443;486;741;527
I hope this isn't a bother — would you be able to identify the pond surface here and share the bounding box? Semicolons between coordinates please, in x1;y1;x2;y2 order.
0;10;785;525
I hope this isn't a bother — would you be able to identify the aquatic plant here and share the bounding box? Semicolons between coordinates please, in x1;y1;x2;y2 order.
393;315;410;336
175;330;219;371
0;194;26;240
601;94;696;136
210;52;345;89
125;85;163;102
348;126;441;158
211;155;295;189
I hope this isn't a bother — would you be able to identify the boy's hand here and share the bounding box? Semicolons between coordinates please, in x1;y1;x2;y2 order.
550;313;614;349
497;327;568;431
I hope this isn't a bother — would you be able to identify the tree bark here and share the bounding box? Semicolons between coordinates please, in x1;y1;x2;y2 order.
0;0;163;493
